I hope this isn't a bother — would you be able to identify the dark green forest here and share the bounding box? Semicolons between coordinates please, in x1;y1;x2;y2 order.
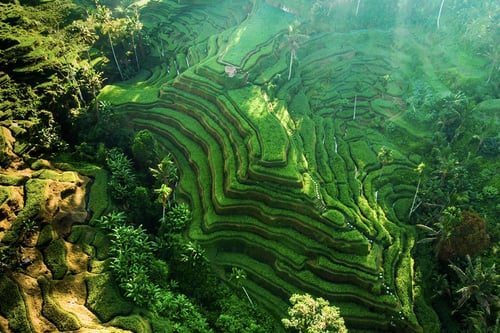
0;0;498;332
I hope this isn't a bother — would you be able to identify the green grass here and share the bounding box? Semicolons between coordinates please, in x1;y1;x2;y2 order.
220;2;293;67
99;81;159;105
228;86;291;165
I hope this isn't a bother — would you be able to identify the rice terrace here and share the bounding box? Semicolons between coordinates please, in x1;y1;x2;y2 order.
0;0;498;332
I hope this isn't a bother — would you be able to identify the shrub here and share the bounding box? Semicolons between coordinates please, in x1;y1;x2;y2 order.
106;150;137;203
159;202;192;235
479;137;500;156
439;211;490;260
282;293;348;333
481;185;498;199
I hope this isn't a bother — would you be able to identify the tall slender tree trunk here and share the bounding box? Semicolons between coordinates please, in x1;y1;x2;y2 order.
138;30;145;58
108;33;124;80
131;32;140;71
241;286;254;308
409;177;421;217
63;55;85;105
288;49;294;81
437;0;445;29
94;87;99;120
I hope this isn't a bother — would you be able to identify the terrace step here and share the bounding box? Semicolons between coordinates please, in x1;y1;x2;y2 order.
106;6;439;330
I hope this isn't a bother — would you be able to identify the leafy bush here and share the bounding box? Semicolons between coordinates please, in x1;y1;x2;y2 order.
159;202;192;235
215;294;277;333
438;210;491;261
131;129;160;170
282;293;348;333
481;185;498;199
479;137;500;156
105;150;137;203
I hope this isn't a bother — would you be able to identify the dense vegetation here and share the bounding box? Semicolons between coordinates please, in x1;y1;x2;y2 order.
0;0;499;332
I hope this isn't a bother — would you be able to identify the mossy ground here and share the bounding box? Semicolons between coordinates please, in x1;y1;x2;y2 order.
85;272;134;322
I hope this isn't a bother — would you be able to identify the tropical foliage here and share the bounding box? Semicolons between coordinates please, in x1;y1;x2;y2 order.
282;293;348;333
1;0;499;332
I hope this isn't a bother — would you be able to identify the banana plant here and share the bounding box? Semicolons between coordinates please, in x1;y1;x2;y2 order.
448;255;499;316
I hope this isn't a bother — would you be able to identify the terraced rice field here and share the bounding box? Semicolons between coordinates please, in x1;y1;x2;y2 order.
99;1;458;331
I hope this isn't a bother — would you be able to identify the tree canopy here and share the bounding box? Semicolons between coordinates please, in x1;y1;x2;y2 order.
282;294;348;333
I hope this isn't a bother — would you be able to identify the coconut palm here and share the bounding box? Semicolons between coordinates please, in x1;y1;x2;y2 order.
484;44;500;84
96;4;125;80
150;154;178;186
127;5;143;71
409;162;426;217
437;0;446;29
416;206;460;253
95;211;127;230
155;183;173;222
81;64;104;117
180;241;207;266
72;17;98;62
230;267;254;308
376;146;393;183
285;24;308;81
356;0;361;16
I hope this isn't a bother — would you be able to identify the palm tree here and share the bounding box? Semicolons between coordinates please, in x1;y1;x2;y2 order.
51;28;86;106
230;267;254;308
417;206;461;255
437;0;446;29
96;4;125;80
484;44;500;84
82;64;104;117
377;146;393;183
150;154;178;186
180;241;208;266
127;5;143;71
285;24;308;81
448;255;499;315
409;162;426;217
73;17;98;62
95;211;127;230
155;184;172;222
377;146;394;167
356;0;361;16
